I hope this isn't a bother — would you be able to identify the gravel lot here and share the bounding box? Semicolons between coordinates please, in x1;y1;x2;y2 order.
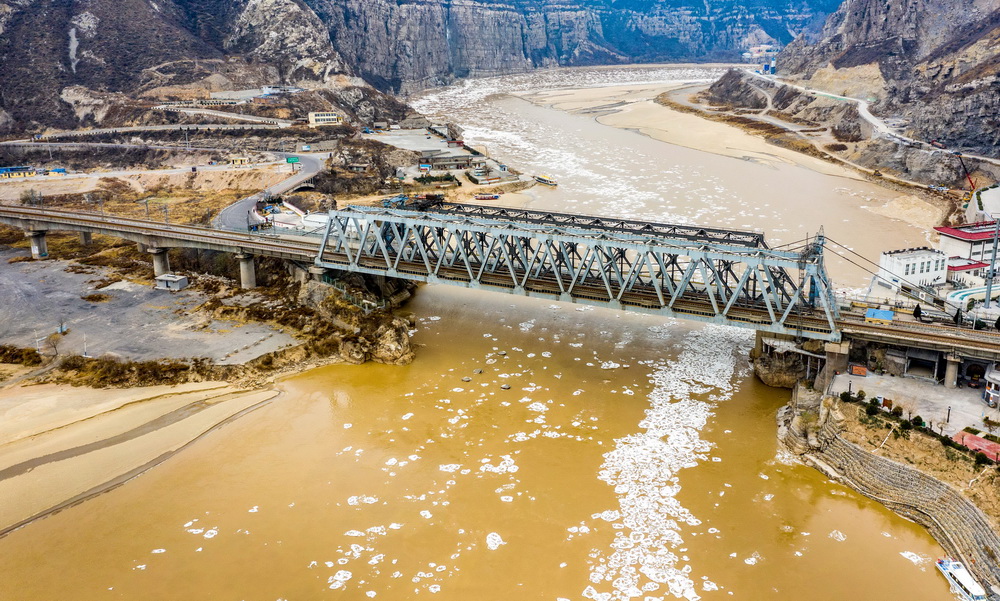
0;247;297;364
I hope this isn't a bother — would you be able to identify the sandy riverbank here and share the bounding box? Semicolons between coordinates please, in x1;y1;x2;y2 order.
0;380;278;535
516;82;947;231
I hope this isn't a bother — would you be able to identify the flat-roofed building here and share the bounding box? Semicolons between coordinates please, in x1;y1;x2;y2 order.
308;112;343;127
877;247;947;290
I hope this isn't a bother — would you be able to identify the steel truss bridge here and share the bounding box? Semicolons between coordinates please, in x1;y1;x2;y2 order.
316;203;842;341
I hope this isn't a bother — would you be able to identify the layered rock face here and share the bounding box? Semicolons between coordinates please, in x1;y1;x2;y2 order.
310;0;841;91
0;0;840;132
777;0;1000;154
0;0;352;132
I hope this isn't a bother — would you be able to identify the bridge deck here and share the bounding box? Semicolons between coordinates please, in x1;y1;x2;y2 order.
2;204;999;358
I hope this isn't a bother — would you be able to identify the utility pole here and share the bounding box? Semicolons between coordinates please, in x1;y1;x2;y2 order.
986;217;1000;309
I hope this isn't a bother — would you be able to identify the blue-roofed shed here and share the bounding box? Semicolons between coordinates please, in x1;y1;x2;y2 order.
864;308;895;325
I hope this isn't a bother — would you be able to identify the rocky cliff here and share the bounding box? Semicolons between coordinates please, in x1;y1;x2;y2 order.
0;0;840;133
310;0;841;92
776;0;1000;154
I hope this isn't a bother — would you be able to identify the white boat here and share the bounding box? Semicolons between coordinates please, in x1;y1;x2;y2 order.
936;558;987;601
534;174;558;186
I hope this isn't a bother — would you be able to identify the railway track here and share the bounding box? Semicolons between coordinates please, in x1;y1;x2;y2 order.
0;205;321;260
4;204;1000;357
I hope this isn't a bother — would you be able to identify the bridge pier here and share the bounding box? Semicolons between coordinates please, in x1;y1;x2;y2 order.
236;253;257;289
148;247;170;276
78;232;92;246
944;354;961;389
308;265;328;281
816;341;850;392
27;231;48;259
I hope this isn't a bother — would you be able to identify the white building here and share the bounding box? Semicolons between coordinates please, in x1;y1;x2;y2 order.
308;112;343;127
946;256;990;287
934;221;1000;262
877;247;947;291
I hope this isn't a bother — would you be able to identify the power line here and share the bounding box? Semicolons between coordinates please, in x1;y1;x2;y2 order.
826;238;948;304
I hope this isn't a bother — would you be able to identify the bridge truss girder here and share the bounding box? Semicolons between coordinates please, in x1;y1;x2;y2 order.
315;207;841;341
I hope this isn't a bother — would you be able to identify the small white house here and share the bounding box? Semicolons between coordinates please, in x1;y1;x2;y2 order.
155;274;189;291
877;247;947;291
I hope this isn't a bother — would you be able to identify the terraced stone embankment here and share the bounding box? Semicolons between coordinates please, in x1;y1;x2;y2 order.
781;397;1000;599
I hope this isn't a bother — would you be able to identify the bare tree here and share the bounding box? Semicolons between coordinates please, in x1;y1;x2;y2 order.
897;399;917;421
45;332;61;356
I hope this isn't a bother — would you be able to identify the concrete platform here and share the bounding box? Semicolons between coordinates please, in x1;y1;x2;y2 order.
830;372;1000;437
0;248;296;363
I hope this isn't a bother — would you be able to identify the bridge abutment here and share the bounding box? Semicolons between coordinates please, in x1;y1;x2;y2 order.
236;253;257;289
308;265;328;281
148;247;170;276
78;232;92;246
27;231;48;259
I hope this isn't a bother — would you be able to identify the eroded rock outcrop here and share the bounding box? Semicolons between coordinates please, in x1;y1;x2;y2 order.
0;0;842;132
777;0;1000;154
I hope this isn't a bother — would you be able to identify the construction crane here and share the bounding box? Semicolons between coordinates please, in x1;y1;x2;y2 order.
953;151;977;192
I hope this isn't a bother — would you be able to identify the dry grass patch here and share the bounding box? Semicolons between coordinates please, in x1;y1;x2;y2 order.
81;293;112;303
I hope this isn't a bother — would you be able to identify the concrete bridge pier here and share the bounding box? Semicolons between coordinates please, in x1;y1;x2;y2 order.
148;247;170;276
308;265;327;281
944;354;962;389
78;232;93;246
815;340;850;392
27;231;48;259
236;253;257;289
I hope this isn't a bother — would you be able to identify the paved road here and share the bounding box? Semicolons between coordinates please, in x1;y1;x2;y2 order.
39;122;283;140
154;106;293;127
0;140;221;152
665;81;937;189
742;69;1000;168
0;160;284;183
213;153;327;231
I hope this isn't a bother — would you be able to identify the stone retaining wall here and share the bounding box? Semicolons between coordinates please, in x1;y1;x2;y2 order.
779;390;1000;599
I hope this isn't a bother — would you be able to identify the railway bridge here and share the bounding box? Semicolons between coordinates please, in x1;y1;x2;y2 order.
3;202;1000;386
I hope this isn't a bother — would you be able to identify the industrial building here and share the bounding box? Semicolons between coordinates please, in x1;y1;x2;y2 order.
876;247;947;291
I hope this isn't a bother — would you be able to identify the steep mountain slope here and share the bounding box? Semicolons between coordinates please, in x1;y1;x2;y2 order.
0;0;352;132
0;0;841;133
776;0;1000;154
309;0;840;91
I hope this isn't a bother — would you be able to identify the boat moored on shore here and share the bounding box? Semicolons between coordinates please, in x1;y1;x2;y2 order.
534;174;558;186
936;558;987;601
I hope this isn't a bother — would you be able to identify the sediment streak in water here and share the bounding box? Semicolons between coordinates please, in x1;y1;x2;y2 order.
585;325;752;601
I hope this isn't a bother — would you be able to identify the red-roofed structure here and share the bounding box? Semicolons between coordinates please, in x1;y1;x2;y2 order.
935;221;1000;262
934;221;998;241
948;257;989;272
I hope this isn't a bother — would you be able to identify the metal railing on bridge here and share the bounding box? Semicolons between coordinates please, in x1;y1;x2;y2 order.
314;205;841;341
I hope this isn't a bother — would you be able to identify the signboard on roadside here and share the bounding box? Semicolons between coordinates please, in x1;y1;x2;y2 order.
287;157;300;164
302;145;311;151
